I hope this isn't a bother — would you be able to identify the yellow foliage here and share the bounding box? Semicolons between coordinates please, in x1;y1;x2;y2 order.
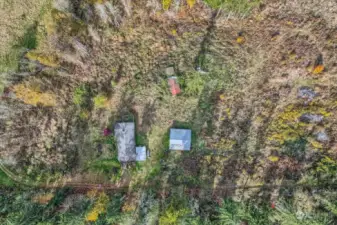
32;193;54;204
312;65;324;74
86;192;109;222
93;94;108;109
219;94;225;100
44;9;85;37
26;51;59;67
187;0;196;8
122;200;137;212
171;29;177;36
13;84;57;106
87;189;98;199
268;156;279;162
267;104;331;145
236;36;246;44
213;138;236;150
162;0;172;10
308;139;323;149
86;210;99;222
43;10;69;35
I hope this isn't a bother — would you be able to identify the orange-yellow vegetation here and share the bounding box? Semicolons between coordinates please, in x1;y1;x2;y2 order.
213;138;236;150
93;94;109;109
236;36;246;44
187;0;196;8
268;155;279;162
43;10;69;35
26;51;59;68
87;189;98;199
13;84;57;106
312;65;324;74
44;9;86;37
219;94;225;101
122;201;136;212
32;193;54;204
267;104;331;145
86;192;109;222
162;0;172;10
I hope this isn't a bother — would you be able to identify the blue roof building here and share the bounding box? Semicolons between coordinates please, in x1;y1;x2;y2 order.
169;128;192;151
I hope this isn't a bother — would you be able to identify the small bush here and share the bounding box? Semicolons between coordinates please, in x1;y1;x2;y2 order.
162;0;172;10
26;51;59;67
86;192;109;222
187;0;196;8
159;206;189;225
217;199;270;224
93;94;108;108
312;65;324;74
184;73;205;96
73;85;91;108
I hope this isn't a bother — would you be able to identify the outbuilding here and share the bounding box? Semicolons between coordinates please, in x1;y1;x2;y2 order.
114;122;136;162
169;128;192;151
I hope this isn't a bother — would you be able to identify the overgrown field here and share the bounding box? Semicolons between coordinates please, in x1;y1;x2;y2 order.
0;0;337;224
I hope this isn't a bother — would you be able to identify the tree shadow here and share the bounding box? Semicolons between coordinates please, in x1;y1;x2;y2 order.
13;23;38;50
140;101;157;133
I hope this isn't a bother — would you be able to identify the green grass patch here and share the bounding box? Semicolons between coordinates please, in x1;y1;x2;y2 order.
203;0;260;14
73;84;92;108
0;170;15;187
136;133;147;146
87;158;121;174
14;24;38;50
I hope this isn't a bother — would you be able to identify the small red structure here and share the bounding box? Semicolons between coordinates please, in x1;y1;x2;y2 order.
168;77;181;96
103;128;112;136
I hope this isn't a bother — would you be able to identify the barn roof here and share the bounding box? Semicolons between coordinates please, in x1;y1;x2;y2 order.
115;122;136;162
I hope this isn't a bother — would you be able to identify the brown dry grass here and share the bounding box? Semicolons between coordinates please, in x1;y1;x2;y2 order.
1;0;337;198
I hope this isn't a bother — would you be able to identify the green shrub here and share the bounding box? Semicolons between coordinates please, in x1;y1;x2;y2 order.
216;199;270;225
269;201;332;225
0;51;20;73
184;73;205;96
73;84;90;108
0;170;14;187
159;206;189;225
315;156;337;180
87;158;121;174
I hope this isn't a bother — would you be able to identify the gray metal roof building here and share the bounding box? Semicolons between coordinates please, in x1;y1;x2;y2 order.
115;122;136;162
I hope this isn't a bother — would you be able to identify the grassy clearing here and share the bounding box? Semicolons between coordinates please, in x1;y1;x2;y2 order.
0;170;14;187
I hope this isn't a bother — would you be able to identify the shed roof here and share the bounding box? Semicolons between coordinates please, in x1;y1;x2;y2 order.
169;128;191;151
136;146;147;161
115;122;136;162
